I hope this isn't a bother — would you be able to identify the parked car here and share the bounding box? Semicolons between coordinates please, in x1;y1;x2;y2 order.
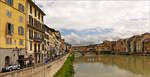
2;65;13;72
2;64;20;72
11;64;20;70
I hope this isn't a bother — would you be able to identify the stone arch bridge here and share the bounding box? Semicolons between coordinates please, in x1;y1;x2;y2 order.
74;49;99;56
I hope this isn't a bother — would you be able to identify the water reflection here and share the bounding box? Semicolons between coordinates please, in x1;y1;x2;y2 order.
74;55;150;77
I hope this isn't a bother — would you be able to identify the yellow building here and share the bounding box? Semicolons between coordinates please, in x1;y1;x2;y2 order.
26;0;45;64
0;0;26;70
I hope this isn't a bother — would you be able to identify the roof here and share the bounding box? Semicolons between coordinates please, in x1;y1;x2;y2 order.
142;33;150;36
43;24;56;32
28;0;46;15
49;28;56;32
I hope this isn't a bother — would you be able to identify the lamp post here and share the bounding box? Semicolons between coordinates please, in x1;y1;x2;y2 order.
16;47;21;64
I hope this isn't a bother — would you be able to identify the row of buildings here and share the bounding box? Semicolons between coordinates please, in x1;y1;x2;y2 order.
0;0;71;71
72;33;150;55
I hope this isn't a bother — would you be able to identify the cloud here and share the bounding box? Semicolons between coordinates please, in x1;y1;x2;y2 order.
35;0;150;45
60;27;113;36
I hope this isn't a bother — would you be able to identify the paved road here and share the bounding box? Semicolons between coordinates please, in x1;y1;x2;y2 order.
0;54;69;77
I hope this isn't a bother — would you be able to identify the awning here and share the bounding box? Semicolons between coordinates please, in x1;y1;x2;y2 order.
143;38;150;42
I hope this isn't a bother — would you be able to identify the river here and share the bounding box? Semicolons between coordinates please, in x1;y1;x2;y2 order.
74;55;150;77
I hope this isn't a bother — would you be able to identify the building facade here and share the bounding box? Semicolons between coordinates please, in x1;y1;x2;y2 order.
43;24;51;61
0;0;26;70
26;0;45;64
53;31;62;56
0;0;70;71
73;33;150;55
114;39;127;53
142;33;150;53
101;40;113;52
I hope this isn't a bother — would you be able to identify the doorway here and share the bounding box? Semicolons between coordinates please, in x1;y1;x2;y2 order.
5;56;10;66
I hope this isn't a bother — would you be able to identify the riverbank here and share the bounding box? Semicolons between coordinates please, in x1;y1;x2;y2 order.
99;51;150;56
0;54;69;77
54;54;74;77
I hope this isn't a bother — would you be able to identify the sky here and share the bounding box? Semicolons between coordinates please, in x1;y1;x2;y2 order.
34;0;150;46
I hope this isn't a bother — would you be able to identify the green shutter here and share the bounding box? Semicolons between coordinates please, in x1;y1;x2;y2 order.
22;27;24;35
11;0;13;6
11;24;14;35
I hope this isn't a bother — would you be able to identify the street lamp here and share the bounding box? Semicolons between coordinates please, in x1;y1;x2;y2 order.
16;47;21;65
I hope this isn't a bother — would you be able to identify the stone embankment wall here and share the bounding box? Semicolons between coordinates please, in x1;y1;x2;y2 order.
0;54;69;77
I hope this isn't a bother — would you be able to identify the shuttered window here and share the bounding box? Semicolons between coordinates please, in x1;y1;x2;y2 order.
18;3;24;12
18;26;24;35
19;16;23;23
6;23;14;35
29;15;33;26
42;16;43;22
38;12;40;20
29;29;33;39
30;4;32;14
6;0;13;6
19;39;24;45
30;41;32;50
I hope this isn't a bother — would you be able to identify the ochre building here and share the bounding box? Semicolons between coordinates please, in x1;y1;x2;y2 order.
0;0;26;71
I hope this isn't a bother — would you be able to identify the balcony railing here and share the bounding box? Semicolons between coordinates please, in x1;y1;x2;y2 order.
28;15;44;32
33;36;43;42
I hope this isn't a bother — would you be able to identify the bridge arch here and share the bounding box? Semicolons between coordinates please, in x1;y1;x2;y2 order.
74;50;98;56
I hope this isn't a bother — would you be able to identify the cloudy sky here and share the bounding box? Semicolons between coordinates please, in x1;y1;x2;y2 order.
34;0;150;45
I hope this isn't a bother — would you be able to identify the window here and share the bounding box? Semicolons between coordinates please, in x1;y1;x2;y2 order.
30;4;32;14
6;37;12;44
34;32;38;39
34;18;41;28
38;12;40;20
6;0;13;6
19;16;23;23
19;39;24;45
14;40;16;45
6;23;14;35
30;41;32;50
18;3;24;12
35;9;37;17
7;11;11;18
18;26;24;35
29;15;33;26
29;29;33;39
42;16;43;22
38;44;40;52
42;44;44;50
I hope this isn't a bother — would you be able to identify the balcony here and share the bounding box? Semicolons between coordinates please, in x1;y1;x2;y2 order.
28;15;44;33
33;33;43;42
33;37;42;42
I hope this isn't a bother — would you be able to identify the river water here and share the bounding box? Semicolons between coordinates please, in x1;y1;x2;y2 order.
74;55;150;77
